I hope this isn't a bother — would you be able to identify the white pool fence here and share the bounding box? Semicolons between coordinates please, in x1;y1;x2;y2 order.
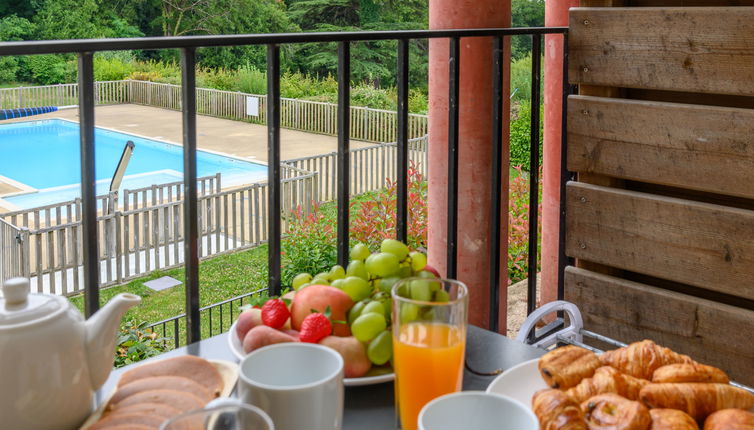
0;80;428;144
0;137;429;295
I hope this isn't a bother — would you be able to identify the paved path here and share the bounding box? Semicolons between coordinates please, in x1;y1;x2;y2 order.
2;104;374;162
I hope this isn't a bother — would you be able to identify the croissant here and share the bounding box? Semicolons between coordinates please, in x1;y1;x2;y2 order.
649;409;698;430
532;388;588;430
567;366;650;403
639;383;754;421
599;340;694;380
703;408;754;430
652;363;729;384
581;393;651;430
538;345;602;389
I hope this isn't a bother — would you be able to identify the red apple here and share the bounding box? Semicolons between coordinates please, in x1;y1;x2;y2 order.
290;284;354;336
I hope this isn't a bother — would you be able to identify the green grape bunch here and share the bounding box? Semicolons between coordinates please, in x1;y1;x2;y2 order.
288;238;437;367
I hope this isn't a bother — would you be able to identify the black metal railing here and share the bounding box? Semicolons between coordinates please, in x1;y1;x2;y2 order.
0;26;569;343
145;289;263;349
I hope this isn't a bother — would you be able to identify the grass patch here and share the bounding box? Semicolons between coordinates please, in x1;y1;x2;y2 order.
70;245;269;331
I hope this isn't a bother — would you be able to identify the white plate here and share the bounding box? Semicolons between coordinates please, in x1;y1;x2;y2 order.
485;358;547;410
228;320;394;386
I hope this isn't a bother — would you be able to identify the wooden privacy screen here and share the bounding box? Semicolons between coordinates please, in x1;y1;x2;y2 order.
565;6;754;385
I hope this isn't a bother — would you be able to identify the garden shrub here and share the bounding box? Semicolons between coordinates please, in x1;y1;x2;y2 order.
281;202;338;286
0;57;19;83
94;55;135;81
510;99;544;171
507;165;541;285
350;161;428;251
27;54;69;84
236;65;267;95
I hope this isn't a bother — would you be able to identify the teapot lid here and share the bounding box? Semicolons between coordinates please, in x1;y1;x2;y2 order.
0;278;67;327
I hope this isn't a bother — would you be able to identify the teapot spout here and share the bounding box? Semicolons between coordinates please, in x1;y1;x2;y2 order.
84;293;141;389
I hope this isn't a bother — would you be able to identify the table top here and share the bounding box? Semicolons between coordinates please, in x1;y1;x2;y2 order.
99;325;544;429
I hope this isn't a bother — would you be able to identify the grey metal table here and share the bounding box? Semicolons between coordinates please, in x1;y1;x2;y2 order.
99;325;544;429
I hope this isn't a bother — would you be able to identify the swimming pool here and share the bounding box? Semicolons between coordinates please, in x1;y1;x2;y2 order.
0;119;267;210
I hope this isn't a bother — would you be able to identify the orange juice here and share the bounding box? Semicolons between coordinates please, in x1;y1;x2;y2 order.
393;322;465;430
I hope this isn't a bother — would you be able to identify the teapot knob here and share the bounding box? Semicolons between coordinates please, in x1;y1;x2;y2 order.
3;277;30;307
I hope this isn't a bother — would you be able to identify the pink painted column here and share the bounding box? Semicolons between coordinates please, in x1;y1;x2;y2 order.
427;0;511;330
541;1;579;306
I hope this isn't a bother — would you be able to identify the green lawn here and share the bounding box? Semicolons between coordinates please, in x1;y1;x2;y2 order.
70;244;270;332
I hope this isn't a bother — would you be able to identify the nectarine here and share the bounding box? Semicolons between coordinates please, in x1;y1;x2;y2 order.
290;284;354;336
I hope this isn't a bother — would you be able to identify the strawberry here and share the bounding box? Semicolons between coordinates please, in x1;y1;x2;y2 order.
261;299;290;329
299;313;332;343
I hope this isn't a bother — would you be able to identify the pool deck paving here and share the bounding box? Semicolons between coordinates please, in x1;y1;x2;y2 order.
2;104;374;162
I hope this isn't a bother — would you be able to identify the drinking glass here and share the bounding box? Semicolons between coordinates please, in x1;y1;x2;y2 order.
391;278;469;430
159;404;274;430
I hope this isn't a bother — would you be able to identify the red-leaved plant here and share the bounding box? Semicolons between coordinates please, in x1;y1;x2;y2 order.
507;165;543;285
281;163;540;287
349;161;428;251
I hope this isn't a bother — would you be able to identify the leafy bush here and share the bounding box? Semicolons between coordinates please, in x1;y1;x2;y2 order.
94;55;135;81
508;165;542;285
27;54;69;85
510;53;544;104
510;100;544;171
115;320;168;368
350;161;428;251
236;65;267;95
197;67;237;91
0;57;19;82
350;85;396;111
281;202;338;286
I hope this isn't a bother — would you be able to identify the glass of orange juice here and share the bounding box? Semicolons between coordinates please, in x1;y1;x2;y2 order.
391;278;468;430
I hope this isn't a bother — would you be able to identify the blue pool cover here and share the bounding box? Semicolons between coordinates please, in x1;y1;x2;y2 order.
0;106;58;120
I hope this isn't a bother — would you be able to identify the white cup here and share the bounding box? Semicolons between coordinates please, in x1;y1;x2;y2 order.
418;391;538;430
237;343;344;430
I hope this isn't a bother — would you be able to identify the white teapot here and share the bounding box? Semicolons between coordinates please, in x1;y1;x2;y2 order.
0;277;141;430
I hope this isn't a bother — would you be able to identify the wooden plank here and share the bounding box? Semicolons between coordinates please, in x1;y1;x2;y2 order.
626;89;754;110
631;0;754;5
568;95;754;199
566;181;754;299
569;7;754;96
565;266;754;386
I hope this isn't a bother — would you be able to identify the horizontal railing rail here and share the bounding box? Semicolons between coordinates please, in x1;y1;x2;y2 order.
0;25;568;342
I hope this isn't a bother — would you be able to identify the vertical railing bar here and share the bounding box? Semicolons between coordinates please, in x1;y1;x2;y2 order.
181;47;201;344
557;31;573;302
396;39;410;243
446;37;460;279
336;41;351;267
527;33;542;316
267;44;282;297
488;35;504;333
78;52;100;317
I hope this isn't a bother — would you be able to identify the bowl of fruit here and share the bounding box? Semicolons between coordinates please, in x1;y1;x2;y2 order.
228;239;439;386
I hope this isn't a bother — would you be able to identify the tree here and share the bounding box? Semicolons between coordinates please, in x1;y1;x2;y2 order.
511;0;544;60
33;0;101;40
285;0;428;87
0;15;36;83
0;0;39;20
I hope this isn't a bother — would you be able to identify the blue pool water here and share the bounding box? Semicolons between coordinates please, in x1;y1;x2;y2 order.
0;119;266;209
